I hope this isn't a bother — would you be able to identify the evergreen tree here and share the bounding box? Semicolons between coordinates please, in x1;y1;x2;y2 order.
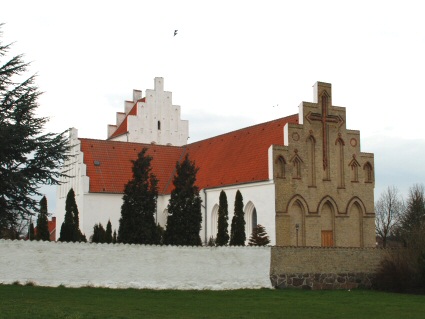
59;188;83;242
164;154;202;246
35;196;50;241
230;190;245;246
248;224;271;246
105;220;113;244
112;230;117;244
0;26;70;234
216;190;229;246
118;148;160;244
91;223;106;243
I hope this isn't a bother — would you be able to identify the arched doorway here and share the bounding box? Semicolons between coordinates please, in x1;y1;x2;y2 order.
320;201;334;247
244;201;257;240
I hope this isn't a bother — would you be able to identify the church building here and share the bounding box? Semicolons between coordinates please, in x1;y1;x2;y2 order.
56;78;375;246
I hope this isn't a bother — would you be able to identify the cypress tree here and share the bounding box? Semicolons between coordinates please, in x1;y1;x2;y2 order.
36;196;50;241
216;190;229;246
105;220;113;243
91;223;106;243
248;224;271;246
164;154;202;246
230;190;245;246
112;230;117;244
118;148;160;244
59;188;83;242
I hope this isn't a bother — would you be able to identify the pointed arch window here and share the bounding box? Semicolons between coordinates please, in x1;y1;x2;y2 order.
276;156;286;179
364;162;373;183
348;155;361;182
307;135;316;187
336;137;345;188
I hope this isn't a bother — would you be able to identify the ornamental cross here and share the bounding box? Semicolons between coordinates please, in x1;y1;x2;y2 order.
306;94;344;170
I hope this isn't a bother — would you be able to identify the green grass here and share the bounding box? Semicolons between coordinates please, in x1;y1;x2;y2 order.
0;285;424;319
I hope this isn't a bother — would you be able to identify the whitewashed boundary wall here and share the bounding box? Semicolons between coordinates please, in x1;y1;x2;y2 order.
0;240;272;290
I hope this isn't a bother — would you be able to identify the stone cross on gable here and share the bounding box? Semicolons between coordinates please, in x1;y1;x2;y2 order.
306;84;344;171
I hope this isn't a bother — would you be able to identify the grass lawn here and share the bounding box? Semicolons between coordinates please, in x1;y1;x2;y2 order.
0;285;424;319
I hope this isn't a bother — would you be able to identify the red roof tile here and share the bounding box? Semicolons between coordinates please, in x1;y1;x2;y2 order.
81;114;298;194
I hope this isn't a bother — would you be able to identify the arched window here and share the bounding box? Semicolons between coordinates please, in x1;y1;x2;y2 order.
252;208;257;231
364;162;373;183
211;204;219;239
307;136;316;186
348;156;360;182
336;138;345;188
276;156;286;179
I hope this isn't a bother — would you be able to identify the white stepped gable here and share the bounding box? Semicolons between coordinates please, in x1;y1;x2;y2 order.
107;77;189;146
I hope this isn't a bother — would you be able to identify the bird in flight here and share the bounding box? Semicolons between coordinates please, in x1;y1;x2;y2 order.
174;30;178;36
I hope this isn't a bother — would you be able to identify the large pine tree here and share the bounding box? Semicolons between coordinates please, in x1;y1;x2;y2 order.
59;188;84;242
164;154;202;246
230;190;246;246
0;25;70;234
35;196;50;241
118;148;160;245
216;190;229;246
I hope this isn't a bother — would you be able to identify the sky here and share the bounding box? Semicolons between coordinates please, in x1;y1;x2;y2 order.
1;0;425;215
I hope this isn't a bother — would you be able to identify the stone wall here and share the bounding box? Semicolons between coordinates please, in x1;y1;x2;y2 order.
270;246;386;290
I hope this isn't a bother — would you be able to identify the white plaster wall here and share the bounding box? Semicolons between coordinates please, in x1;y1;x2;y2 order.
82;193;124;238
203;181;276;245
0;240;272;290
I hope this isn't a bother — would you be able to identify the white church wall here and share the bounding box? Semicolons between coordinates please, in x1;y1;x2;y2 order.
55;128;87;240
0;240;272;290
203;181;276;245
82;193;124;239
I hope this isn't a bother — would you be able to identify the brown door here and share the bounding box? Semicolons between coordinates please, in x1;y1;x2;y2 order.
321;230;334;247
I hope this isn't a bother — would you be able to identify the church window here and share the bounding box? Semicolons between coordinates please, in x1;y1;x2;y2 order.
294;158;301;179
252;208;257;232
158;120;161;130
307;136;316;186
276;156;286;178
336;138;345;188
364;162;373;183
348;156;360;182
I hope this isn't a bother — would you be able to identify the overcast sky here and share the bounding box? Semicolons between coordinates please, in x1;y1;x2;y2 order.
2;0;425;215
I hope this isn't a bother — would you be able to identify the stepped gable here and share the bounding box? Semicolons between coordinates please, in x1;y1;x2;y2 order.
81;114;299;195
108;99;142;139
186;114;299;190
80;139;184;194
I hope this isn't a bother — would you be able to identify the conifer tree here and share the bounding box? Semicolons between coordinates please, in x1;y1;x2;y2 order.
230;190;245;246
35;196;50;241
216;190;229;246
0;26;70;233
105;219;113;244
91;223;106;243
112;230;117;244
59;188;83;242
118;148;160;244
248;224;271;246
164;154;202;246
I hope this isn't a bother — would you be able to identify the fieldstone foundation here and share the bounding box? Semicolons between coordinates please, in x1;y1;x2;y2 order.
270;273;375;290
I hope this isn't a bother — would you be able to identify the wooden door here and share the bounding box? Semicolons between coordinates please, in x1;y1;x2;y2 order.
321;230;334;247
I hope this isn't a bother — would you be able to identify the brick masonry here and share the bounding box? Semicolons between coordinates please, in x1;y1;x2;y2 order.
270;246;387;289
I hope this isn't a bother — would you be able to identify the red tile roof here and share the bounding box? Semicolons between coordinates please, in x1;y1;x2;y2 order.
81;114;298;194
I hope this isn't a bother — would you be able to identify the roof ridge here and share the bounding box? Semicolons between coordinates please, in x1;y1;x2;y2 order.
187;113;298;146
